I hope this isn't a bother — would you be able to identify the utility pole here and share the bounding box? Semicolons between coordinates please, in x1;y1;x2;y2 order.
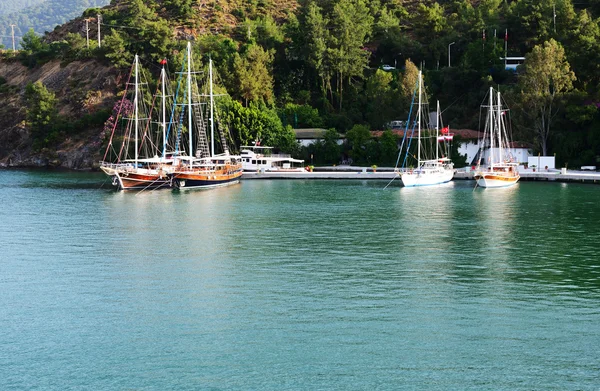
553;4;556;33
448;42;455;67
504;29;508;69
84;18;91;48
97;14;102;48
10;24;16;51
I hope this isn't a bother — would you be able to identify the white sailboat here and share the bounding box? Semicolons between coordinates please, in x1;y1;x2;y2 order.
398;71;454;187
474;87;520;188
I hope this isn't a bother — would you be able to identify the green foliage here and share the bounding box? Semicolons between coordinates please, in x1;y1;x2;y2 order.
0;0;110;49
519;39;576;155
449;135;468;168
279;103;324;129
25;81;58;149
300;128;342;165
102;30;132;68
221;100;296;153
0;0;45;16
164;0;195;19
378;129;399;166
7;0;600;165
346;124;373;164
564;10;600;94
363;69;395;129
234;44;274;105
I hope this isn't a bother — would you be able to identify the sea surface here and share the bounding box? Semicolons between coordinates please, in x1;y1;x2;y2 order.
1;170;599;390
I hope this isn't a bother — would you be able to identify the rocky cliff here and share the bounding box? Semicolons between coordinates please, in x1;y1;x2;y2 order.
0;58;119;169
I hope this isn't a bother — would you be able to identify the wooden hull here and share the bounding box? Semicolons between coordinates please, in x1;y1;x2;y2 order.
474;173;520;188
101;166;172;191
173;169;242;190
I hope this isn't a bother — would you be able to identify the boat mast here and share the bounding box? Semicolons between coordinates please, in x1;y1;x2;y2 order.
209;58;215;157
436;100;440;161
488;87;494;168
497;89;503;164
134;54;139;167
161;63;167;160
417;71;422;166
187;41;193;164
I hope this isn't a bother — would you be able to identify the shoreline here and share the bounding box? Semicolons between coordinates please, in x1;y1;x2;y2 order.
4;164;600;185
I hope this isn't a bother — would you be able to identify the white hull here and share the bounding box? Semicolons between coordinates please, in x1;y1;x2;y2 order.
240;147;305;172
401;168;454;187
475;173;520;188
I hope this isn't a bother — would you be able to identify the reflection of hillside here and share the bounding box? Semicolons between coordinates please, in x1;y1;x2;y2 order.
508;183;600;293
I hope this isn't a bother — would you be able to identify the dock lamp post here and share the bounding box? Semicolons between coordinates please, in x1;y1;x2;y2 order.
448;42;455;67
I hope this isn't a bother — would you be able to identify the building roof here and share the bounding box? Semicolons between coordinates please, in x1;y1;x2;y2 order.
371;128;484;140
293;128;345;139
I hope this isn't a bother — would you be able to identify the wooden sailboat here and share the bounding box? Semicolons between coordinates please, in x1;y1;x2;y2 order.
398;71;454;187
100;56;173;190
170;42;242;190
474;87;520;188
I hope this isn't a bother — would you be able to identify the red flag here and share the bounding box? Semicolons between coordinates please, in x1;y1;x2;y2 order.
441;126;449;134
505;30;508;42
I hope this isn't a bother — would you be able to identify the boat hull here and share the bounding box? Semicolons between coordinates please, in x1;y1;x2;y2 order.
101;166;172;191
173;170;242;190
401;169;454;187
475;173;520;188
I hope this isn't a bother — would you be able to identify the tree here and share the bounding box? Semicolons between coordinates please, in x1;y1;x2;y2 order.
164;0;194;19
279;103;324;128
24;81;57;148
346;124;372;163
400;59;419;104
412;3;449;66
329;0;373;110
364;69;394;129
378;129;399;166
222;100;296;153
301;1;330;98
519;39;576;155
102;30;132;68
322;128;341;164
234;44;274;106
564;10;600;93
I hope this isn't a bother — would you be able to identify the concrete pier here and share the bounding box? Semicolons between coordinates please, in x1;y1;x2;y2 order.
242;166;600;184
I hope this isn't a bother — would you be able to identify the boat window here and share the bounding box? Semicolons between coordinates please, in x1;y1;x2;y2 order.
252;160;256;164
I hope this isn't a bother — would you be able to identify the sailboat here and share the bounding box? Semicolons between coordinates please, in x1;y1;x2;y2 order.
170;42;242;190
473;87;520;188
100;55;174;190
398;71;454;187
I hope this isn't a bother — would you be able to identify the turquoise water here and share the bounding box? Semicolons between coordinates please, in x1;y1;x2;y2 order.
1;170;599;390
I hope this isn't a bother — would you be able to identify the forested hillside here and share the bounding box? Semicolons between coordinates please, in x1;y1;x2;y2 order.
0;0;45;16
0;0;110;48
3;0;600;169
